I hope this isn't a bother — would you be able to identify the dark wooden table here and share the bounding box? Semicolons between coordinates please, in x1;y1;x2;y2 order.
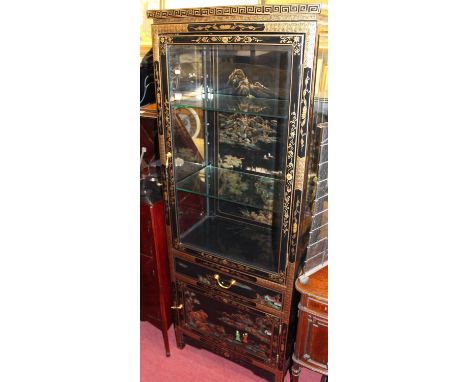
290;266;328;382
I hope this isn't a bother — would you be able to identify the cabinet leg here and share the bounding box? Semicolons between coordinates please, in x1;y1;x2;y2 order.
175;328;185;350
159;298;170;357
320;375;328;382
274;370;285;382
162;329;170;357
290;362;301;382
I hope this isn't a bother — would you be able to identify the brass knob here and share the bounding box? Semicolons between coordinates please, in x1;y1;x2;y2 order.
171;304;183;310
214;274;236;289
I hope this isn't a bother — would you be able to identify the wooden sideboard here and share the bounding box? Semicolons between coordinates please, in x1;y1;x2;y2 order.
291;266;328;382
140;105;172;356
140;180;172;356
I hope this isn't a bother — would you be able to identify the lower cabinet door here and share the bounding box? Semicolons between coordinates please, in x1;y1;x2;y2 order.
302;313;328;369
178;282;280;366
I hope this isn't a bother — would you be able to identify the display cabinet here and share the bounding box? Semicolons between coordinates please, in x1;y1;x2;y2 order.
148;4;327;381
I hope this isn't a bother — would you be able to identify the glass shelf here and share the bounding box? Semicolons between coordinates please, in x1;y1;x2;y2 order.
180;216;277;273
176;165;283;212
171;93;289;119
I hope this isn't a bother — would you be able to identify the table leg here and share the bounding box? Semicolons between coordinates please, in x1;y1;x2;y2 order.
290;361;301;382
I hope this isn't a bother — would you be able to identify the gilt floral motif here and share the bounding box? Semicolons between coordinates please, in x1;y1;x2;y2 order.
300;72;311;152
282;108;297;235
159;36;173;55
188;23;265;32
280;36;302;55
192;36;262;44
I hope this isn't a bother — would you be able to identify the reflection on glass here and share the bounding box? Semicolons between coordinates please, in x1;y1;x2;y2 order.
172;94;289;119
176;165;283;212
168;43;292;273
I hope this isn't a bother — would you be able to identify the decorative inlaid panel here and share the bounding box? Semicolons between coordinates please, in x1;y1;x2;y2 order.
179;283;280;366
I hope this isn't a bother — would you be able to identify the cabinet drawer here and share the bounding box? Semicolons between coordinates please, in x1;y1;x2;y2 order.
178;282;280;366
175;258;283;312
304;296;328;315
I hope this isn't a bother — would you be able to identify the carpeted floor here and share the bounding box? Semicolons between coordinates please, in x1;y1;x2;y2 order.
141;321;322;382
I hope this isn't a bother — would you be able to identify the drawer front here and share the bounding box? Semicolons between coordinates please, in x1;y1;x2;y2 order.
304;295;328;315
175;258;283;312
178;282;280;366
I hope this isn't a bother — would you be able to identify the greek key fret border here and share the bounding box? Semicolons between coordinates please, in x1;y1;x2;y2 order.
147;4;320;20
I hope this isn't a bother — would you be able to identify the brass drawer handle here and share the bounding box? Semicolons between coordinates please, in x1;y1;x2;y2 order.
214;274;236;289
171;304;183;310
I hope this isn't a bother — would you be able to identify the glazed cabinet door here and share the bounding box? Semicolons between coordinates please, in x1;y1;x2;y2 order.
177;282;281;366
158;32;313;282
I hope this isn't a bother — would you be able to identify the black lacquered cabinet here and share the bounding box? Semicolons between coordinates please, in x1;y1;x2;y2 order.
148;5;327;381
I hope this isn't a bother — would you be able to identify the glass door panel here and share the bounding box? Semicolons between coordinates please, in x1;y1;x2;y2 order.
167;42;293;274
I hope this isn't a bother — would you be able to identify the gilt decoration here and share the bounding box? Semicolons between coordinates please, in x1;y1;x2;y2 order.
188;23;265;32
